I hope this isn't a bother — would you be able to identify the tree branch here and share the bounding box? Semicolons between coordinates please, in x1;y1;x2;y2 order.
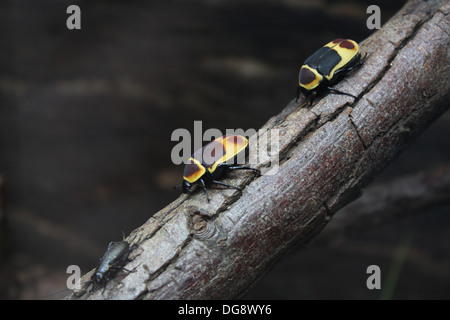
317;163;450;244
67;0;450;299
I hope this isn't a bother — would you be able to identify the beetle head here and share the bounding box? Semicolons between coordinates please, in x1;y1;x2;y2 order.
182;180;191;194
93;272;105;285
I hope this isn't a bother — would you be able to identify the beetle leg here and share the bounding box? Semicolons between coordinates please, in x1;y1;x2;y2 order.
120;265;139;273
348;52;367;71
199;179;210;202
224;165;260;175
344;61;363;72
304;91;316;107
327;87;357;99
212;180;242;192
296;85;301;103
110;265;136;273
334;52;366;78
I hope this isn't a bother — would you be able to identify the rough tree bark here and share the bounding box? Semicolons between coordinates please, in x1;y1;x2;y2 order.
68;0;449;299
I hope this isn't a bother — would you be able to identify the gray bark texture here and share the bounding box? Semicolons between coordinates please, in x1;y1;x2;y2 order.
67;0;450;299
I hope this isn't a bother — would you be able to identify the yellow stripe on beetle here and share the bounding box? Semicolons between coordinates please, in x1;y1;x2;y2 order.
183;158;206;184
322;39;359;81
207;135;248;174
179;135;259;202
298;65;323;91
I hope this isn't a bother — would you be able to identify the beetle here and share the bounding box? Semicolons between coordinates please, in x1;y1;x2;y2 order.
179;135;259;202
296;38;365;105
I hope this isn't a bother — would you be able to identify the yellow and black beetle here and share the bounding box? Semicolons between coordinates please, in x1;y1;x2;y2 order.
180;135;259;202
297;39;365;105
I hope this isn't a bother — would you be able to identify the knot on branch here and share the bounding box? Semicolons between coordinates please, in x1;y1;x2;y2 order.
186;206;227;246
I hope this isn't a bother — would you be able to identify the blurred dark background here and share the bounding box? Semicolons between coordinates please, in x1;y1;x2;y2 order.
1;0;449;299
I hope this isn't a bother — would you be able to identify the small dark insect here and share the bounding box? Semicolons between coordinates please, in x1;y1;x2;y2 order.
90;240;134;292
74;238;135;297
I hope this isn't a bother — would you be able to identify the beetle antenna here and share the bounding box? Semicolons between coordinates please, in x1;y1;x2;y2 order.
41;287;70;298
172;184;182;189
